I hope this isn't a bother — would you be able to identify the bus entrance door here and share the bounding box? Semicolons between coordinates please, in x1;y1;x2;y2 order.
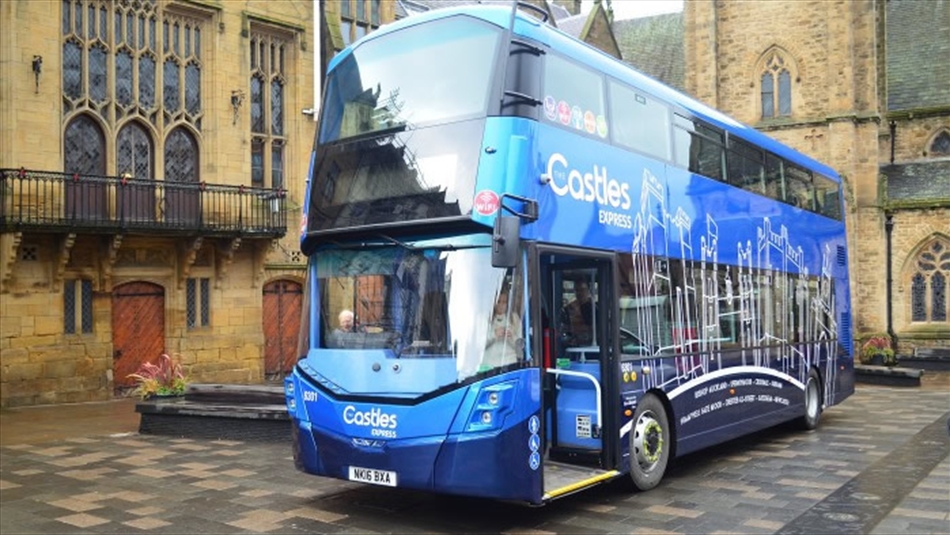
537;251;621;501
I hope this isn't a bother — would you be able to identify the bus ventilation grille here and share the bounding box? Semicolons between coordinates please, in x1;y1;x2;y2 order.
837;245;847;267
840;312;853;354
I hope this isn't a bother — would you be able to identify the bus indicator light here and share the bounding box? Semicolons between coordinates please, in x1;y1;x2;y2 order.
624;409;632;417
481;411;492;425
730;389;736;395
488;392;499;405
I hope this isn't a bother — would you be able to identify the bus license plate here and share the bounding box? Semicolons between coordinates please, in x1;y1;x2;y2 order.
348;466;397;487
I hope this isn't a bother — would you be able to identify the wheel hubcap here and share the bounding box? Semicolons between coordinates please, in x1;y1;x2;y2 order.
633;411;664;471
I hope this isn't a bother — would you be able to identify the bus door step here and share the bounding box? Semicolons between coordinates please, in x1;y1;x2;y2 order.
542;460;620;502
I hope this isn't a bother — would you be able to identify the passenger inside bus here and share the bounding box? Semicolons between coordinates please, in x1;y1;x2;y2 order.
560;280;594;347
481;284;523;371
336;309;358;334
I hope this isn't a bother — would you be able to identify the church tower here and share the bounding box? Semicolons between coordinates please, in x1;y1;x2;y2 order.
682;0;949;353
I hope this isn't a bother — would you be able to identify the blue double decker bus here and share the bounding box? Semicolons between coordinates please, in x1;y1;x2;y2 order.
285;2;854;504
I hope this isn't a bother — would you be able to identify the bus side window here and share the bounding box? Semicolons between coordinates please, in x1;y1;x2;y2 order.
785;164;814;210
764;153;784;201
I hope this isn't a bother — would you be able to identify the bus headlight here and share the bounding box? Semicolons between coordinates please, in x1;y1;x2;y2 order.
284;376;298;415
465;380;517;433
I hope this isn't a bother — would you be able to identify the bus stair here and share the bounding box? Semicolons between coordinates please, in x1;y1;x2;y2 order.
542;459;620;501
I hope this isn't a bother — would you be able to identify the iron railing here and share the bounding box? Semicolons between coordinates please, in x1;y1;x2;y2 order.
0;168;287;237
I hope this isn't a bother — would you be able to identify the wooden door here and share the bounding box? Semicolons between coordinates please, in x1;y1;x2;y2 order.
112;281;165;389
263;280;303;379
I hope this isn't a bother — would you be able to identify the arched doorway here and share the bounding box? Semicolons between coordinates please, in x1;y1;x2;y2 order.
112;281;165;391
263;279;302;380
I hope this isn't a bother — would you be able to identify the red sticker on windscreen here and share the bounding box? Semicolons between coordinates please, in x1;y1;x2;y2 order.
474;190;500;215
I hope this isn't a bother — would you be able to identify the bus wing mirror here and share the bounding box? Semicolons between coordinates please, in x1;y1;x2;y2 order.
491;215;520;268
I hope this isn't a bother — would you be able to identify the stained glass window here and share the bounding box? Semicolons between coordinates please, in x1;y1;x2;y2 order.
271;79;283;136
88;4;96;38
89;45;106;102
76;1;83;37
200;278;210;326
778;70;791;116
117;122;153;179
63;1;202;169
64;279;76;334
761;52;792;119
81;279;93;332
912;273;926;321
63;40;83;99
910;238;950;323
251;138;264;186
116;50;133;106
164;128;198;183
64;115;106;175
272;142;283;189
64;279;93;334
933;272;947;321
186;277;210;328
186;278;197;327
251;75;264;133
164;58;180;111
139;54;155;108
249;30;290;189
185;62;201;115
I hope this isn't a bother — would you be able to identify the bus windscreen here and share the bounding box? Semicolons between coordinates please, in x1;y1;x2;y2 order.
319;16;501;144
314;235;525;394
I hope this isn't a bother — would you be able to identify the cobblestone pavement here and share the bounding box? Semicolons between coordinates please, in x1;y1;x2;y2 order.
1;379;948;534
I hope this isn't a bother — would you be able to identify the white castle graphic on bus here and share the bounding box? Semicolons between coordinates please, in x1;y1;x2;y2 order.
626;168;840;405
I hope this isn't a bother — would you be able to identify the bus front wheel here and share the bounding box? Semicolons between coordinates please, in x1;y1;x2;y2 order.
798;368;823;430
629;393;670;491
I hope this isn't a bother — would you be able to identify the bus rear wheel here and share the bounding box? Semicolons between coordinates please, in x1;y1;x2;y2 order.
798;368;823;430
629;393;670;491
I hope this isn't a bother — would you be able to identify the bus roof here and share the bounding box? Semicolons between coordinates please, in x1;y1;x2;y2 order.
328;4;840;182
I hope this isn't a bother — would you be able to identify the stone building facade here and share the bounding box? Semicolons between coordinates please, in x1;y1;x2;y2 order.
0;0;325;407
679;0;949;354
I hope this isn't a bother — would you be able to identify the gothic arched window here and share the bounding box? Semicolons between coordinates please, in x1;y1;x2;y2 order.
909;237;950;323
760;52;792;119
164;127;198;183
64;114;106;175
249;30;289;190
117;121;153;180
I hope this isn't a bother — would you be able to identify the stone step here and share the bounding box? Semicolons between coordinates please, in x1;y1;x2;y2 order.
184;383;285;405
855;364;923;387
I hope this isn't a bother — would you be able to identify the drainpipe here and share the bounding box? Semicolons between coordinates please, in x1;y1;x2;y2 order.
884;213;898;353
889;121;896;164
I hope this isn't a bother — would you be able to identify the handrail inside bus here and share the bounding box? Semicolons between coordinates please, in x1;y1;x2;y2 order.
545;368;602;434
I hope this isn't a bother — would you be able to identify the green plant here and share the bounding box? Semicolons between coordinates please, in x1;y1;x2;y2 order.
127;353;189;399
859;334;896;366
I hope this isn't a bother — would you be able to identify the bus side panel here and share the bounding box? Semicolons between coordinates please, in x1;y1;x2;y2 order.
665;366;807;457
435;368;543;504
